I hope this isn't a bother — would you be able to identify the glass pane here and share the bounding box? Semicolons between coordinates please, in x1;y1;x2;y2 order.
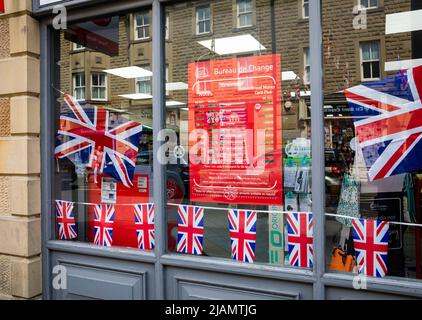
165;0;312;268
324;1;422;281
54;11;154;251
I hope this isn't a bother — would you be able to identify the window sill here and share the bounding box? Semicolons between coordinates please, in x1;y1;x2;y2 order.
132;38;152;44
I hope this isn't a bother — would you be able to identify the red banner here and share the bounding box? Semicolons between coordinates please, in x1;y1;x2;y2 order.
188;54;283;205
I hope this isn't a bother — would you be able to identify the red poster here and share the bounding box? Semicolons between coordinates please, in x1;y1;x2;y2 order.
188;54;283;205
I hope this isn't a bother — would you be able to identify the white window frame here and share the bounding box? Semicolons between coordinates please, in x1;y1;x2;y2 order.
359;0;379;10
134;12;150;40
236;0;253;28
91;72;108;101
302;0;309;19
136;65;152;95
73;42;85;51
304;47;310;85
360;41;381;81
72;72;86;101
196;5;211;35
165;13;170;40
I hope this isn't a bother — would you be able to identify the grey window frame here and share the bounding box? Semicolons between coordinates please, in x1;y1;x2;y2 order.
34;0;422;300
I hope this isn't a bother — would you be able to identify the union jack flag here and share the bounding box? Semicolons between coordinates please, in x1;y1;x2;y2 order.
345;65;422;181
286;212;313;269
228;210;257;263
93;204;115;247
55;94;142;187
56;200;77;240
352;218;389;278
134;203;155;251
177;205;204;255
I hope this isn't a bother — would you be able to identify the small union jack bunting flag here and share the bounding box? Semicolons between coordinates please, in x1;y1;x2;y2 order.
352;218;389;278
56;200;77;240
286;212;313;269
93;204;115;247
177;205;204;255
228;210;257;263
134;203;155;251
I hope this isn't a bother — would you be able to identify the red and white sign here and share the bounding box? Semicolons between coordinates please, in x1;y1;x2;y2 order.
188;54;283;205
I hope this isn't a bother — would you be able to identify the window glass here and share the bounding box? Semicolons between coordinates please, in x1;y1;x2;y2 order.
135;12;150;40
54;12;155;251
324;1;422;280
165;0;312;268
197;5;211;34
303;0;309;19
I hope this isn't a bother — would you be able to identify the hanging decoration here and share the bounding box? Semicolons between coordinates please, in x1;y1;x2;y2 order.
56;200;77;240
228;209;257;263
286;212;313;269
177;205;204;255
134;203;155;250
93;204;115;247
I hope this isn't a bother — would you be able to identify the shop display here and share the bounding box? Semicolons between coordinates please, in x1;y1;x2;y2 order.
55;200;77;240
177;205;205;255
352;219;389;278
345;65;422;181
134;203;155;251
336;173;360;227
286;212;314;269
188;54;283;205
55;94;143;188
329;247;356;273
268;207;284;265
228;210;257;263
93;204;115;247
284;192;298;212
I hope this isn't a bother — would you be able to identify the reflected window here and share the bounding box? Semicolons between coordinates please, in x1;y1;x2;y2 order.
73;42;85;51
237;0;253;28
304;47;310;84
91;72;107;101
196;5;211;35
360;0;378;9
135;12;150;40
360;41;380;81
302;0;309;19
72;72;85;101
136;65;152;95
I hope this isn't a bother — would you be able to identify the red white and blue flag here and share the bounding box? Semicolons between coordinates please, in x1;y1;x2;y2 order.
286;212;313;269
55;94;142;187
56;200;77;240
177;205;204;255
93;204;115;247
134;203;155;251
228;210;257;263
345;65;422;181
352;218;389;278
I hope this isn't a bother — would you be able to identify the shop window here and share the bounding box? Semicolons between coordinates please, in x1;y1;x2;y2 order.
360;41;380;81
236;0;253;28
302;0;309;19
359;0;378;9
165;0;312;270
91;72;107;101
323;0;422;282
72;73;85;101
303;47;310;84
135;12;150;40
196;5;211;35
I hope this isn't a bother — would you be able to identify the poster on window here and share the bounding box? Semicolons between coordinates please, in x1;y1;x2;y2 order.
188;54;283;205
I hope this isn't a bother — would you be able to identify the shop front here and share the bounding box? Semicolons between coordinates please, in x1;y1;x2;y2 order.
33;0;422;299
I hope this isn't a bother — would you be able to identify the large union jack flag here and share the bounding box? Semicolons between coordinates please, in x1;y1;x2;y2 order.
134;203;155;251
228;210;257;263
352;218;389;278
55;94;142;187
345;65;422;181
286;212;313;269
177;205;204;255
93;204;115;247
56;200;77;240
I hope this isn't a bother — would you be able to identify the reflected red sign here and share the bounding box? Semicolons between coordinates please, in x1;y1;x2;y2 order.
188;54;283;205
0;0;4;14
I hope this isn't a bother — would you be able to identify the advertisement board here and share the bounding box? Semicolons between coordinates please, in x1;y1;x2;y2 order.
188;54;283;205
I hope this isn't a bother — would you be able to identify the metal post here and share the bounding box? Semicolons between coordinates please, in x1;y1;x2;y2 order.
40;22;54;300
309;0;326;300
152;0;166;300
